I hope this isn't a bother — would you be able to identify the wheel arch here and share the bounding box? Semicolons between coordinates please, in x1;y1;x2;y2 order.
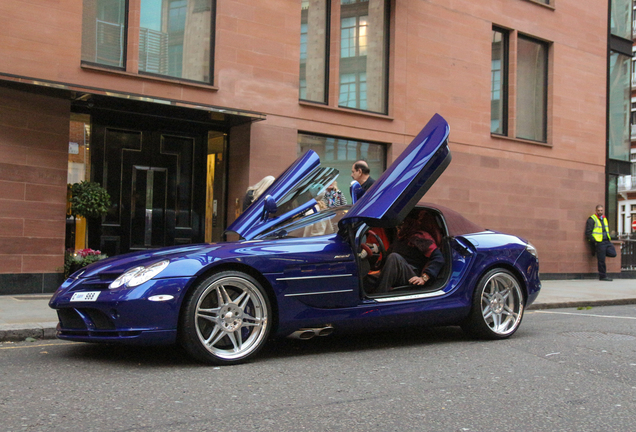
475;262;529;305
177;262;280;337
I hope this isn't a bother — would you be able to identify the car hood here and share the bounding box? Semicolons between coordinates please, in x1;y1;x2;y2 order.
339;113;451;228
226;150;339;240
71;244;215;278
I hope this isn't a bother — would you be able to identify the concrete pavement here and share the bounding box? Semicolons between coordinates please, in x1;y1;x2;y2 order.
1;278;635;342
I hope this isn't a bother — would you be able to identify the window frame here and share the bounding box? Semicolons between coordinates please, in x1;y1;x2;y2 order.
515;34;549;143
491;27;509;137
81;0;216;86
299;0;391;116
490;26;551;145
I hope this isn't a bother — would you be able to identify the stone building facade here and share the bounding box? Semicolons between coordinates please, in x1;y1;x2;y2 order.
0;0;625;293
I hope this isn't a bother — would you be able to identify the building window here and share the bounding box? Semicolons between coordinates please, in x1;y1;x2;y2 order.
611;0;633;39
609;52;632;162
298;132;386;204
82;0;214;83
491;27;550;144
299;0;389;114
81;0;127;68
300;0;328;103
491;28;508;135
516;36;548;142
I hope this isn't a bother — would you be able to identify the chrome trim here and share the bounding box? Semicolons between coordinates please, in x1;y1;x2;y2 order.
276;274;353;281
284;289;353;297
374;290;446;303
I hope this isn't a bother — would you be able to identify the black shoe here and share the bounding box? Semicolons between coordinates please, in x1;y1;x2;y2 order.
599;277;613;281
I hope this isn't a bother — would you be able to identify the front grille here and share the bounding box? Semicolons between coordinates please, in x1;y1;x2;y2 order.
83;308;116;330
58;309;85;329
57;308;115;330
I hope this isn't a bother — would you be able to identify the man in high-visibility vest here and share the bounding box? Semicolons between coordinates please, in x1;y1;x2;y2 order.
585;205;617;281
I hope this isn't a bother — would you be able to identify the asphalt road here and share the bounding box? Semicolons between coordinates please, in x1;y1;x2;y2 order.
1;305;635;432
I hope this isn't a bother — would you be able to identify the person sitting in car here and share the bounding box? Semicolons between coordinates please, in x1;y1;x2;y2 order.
366;210;445;294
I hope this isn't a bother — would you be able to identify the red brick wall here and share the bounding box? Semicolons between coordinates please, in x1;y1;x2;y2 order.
0;86;69;274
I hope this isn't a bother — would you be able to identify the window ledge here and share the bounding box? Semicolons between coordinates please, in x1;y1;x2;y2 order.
299;100;394;121
491;133;552;148
80;63;218;91
521;0;555;10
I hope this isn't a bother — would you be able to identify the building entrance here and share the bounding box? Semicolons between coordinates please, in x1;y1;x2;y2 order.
90;111;213;256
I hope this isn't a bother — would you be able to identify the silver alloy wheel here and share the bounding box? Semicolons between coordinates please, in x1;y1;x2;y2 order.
194;276;268;360
480;271;524;336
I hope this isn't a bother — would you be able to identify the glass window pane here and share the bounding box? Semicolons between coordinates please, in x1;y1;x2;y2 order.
139;0;213;83
491;29;507;135
516;36;548;142
611;0;632;39
339;0;388;113
298;132;386;204
609;52;631;161
81;0;126;68
300;0;328;103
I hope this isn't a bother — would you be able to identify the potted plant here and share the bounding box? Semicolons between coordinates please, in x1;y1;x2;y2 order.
68;181;111;251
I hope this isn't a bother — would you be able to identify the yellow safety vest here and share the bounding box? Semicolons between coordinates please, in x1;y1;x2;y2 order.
590;214;610;242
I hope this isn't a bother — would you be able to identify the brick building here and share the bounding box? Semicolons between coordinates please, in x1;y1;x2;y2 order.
0;0;631;294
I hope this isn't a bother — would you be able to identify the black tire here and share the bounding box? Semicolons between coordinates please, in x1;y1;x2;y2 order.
179;271;272;365
461;268;525;339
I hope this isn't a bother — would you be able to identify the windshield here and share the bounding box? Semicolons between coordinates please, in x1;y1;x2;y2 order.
258;206;351;239
272;166;339;217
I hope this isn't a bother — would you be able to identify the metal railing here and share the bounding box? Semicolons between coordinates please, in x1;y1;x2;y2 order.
618;175;636;192
622;239;636;271
95;20;124;67
139;28;169;75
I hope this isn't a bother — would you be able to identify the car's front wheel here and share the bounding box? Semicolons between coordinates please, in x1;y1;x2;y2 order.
180;271;272;365
461;268;525;339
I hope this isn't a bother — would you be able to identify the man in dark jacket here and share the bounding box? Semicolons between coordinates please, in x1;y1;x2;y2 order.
585;205;616;281
366;210;445;294
351;160;375;193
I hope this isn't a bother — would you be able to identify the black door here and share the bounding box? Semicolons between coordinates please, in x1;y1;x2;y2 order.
91;112;208;256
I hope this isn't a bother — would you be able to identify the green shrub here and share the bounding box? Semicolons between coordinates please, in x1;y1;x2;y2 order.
69;181;111;219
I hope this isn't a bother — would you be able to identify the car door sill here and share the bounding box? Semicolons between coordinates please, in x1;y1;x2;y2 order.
372;289;446;303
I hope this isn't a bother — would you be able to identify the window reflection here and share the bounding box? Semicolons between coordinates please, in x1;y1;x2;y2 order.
339;0;387;113
516;36;548;142
139;0;212;82
81;0;126;68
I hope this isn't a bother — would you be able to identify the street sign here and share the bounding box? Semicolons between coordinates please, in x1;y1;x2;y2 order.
632;219;636;231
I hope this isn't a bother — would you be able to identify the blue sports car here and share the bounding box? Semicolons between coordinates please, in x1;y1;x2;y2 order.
49;114;540;365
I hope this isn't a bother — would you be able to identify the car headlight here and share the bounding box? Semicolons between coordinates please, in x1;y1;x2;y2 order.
525;242;538;259
109;260;170;289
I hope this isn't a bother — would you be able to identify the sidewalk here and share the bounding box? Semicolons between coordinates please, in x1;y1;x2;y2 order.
1;279;635;342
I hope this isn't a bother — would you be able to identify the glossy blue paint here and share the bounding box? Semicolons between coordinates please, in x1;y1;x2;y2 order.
49;114;541;362
341;113;451;228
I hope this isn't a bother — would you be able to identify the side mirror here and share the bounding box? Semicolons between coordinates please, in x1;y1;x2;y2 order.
350;181;362;204
262;195;278;219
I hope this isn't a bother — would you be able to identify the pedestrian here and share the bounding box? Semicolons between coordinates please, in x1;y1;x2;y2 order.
242;176;275;212
585;204;617;281
351;160;375;199
323;181;347;207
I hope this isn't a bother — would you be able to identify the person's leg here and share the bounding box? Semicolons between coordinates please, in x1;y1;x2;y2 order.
375;253;416;293
596;242;607;279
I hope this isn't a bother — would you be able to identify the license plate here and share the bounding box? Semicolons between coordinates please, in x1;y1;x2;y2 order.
70;291;100;302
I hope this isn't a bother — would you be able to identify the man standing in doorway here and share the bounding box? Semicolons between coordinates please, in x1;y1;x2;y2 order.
351;160;375;194
585;205;617;281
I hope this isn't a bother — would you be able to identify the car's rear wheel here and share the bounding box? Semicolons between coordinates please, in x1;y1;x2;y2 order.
461;268;524;339
180;271;272;365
